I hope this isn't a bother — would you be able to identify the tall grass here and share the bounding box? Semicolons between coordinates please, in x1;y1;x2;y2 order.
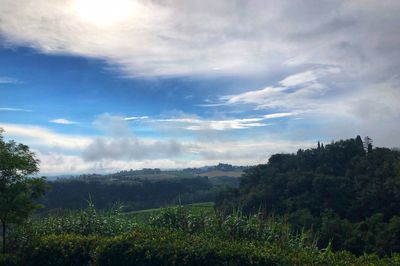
149;205;317;251
9;200;137;251
10;202;317;253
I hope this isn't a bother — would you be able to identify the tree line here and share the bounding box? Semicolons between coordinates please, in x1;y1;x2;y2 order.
41;176;215;211
216;136;400;255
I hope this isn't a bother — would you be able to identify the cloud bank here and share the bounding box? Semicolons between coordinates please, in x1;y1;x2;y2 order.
0;0;399;79
0;116;312;174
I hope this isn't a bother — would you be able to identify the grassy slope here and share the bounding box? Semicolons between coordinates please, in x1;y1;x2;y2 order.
198;170;243;178
125;202;215;222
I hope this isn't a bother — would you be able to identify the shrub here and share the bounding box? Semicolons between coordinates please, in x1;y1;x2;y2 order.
150;206;315;251
96;229;400;266
149;205;217;233
0;254;17;266
8;229;400;266
8;205;400;265
20;234;101;266
9;201;138;251
96;228;280;266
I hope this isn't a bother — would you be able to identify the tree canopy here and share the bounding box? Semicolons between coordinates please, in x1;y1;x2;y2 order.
216;136;400;255
0;129;47;253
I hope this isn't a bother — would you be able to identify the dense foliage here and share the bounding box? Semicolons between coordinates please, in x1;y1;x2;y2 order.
0;129;47;254
2;134;400;264
216;136;400;255
5;204;399;265
9;204;311;251
41;174;238;211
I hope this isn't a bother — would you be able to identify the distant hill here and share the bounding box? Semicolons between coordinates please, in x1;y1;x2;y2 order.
40;163;244;212
47;163;247;182
183;163;248;175
198;170;243;178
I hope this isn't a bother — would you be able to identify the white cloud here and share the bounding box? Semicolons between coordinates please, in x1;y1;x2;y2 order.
279;70;317;87
0;123;90;150
221;86;289;105
216;66;344;112
0;0;399;79
263;112;296;119
37;137;313;175
124;116;149;121
97;112;297;133
0;116;316;174
0;107;32;112
156;117;268;131
280;67;341;87
220;84;323;111
49;118;78;124
93;113;131;136
1;0;400;172
82;137;187;161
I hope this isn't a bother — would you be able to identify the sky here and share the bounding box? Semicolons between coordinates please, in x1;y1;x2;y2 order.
0;0;399;175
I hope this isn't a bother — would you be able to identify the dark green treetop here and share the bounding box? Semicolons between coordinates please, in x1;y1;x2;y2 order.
0;129;48;253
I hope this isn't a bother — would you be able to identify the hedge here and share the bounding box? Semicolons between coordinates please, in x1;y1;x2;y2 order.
0;254;17;266
20;234;101;266
14;229;400;266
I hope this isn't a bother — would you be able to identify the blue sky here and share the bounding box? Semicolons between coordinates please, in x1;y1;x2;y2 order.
1;0;399;174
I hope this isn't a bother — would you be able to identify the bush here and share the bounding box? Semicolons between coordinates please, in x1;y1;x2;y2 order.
8;229;399;266
20;234;101;266
96;229;280;266
149;205;217;233
150;206;315;251
8;205;400;265
0;254;17;266
9;201;138;250
96;229;400;266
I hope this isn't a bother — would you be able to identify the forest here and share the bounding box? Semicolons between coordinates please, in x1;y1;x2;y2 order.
41;164;241;211
1;133;400;265
216;136;400;255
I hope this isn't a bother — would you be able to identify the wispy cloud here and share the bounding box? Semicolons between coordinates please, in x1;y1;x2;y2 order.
0;123;90;150
279;70;317;87
215;67;341;111
124;116;149;121
263;112;297;119
156;117;269;131
0;107;32;112
221;87;289;105
98;112;296;132
49;118;78;125
279;68;340;87
0;76;18;84
219;84;323;111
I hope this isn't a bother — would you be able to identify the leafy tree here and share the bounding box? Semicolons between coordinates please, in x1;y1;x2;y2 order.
216;136;400;255
0;129;47;253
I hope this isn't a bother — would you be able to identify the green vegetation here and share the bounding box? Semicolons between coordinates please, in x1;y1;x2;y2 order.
1;131;400;265
41;166;240;212
0;130;47;254
125;202;214;222
216;136;400;256
4;203;400;265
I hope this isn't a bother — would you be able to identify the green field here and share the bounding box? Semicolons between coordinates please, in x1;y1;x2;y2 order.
6;201;400;265
125;202;215;222
198;170;243;178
